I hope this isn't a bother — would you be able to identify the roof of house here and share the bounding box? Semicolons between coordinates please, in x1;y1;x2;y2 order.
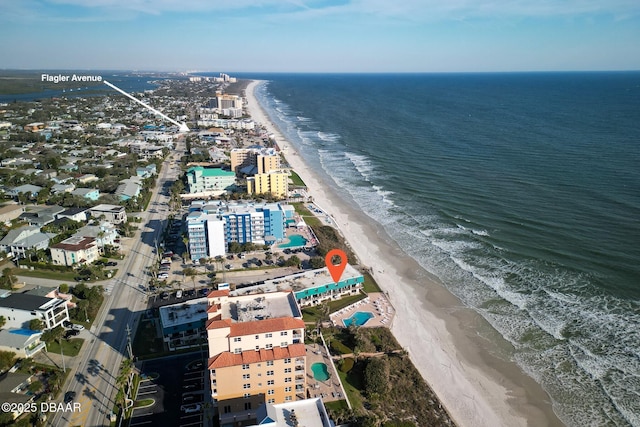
0;293;54;311
208;343;306;369
51;236;96;251
0;329;41;348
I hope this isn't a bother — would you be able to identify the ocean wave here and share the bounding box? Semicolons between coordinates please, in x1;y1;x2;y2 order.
256;78;640;426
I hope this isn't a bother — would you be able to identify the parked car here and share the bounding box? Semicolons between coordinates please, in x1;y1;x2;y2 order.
176;290;183;299
64;329;80;339
63;320;73;328
181;404;201;413
158;273;169;280
72;324;85;331
160;292;169;300
106;261;117;267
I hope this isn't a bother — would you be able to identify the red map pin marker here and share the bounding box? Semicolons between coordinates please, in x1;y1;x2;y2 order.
325;249;347;284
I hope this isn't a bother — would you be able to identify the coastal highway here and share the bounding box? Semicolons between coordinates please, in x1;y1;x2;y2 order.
50;141;184;427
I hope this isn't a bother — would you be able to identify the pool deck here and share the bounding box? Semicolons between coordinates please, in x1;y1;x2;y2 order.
305;343;346;403
329;292;396;328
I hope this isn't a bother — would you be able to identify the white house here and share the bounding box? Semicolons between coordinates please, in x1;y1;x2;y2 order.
0;290;70;330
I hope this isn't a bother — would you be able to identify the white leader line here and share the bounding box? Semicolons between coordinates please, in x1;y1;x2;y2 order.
103;80;189;132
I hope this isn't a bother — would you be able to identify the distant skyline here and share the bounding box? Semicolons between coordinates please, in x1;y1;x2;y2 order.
1;0;639;73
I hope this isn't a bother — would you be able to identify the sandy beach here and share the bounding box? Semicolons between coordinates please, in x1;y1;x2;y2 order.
244;80;562;427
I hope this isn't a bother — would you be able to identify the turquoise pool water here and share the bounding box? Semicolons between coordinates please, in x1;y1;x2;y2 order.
343;311;374;327
311;362;330;381
279;234;308;248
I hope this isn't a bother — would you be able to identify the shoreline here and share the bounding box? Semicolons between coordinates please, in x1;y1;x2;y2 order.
244;79;563;427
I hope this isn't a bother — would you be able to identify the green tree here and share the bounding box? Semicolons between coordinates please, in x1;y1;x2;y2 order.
41;326;64;345
58;283;69;293
228;242;242;253
29;318;45;331
308;256;324;269
0;267;17;290
0;316;5;328
284;255;301;268
0;350;16;371
364;357;390;397
183;267;198;291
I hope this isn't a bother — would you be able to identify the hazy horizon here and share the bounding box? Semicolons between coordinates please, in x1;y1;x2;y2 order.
1;1;639;73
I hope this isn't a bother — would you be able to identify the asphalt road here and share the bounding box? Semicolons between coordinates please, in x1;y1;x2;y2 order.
50;140;186;427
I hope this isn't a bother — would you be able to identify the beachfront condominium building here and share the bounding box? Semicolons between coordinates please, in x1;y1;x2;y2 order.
233;263;365;307
230;147;280;174
186;202;293;260
201;92;244;118
206;290;306;425
186;211;226;261
246;170;289;198
186;166;236;195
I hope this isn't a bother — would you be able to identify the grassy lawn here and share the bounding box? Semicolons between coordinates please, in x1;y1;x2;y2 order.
336;365;365;410
292;203;323;228
46;338;84;357
16;268;77;282
133;398;154;408
289;170;306;187
362;272;382;293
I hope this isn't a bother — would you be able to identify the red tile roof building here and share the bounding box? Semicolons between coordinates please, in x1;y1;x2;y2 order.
206;291;306;424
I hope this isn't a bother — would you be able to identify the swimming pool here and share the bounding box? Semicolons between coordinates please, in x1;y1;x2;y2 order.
279;234;308;248
343;311;374;327
311;362;330;381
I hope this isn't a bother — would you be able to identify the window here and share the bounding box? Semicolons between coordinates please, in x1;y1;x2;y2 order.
255;335;259;339
285;377;292;383
285;396;292;401
242;364;250;370
280;331;288;336
267;389;274;395
268;398;275;404
285;386;292;392
266;360;274;366
267;380;274;385
234;337;242;342
267;370;274;376
243;374;250;379
224;406;231;413
284;368;291;373
244;402;252;410
234;348;242;354
266;343;273;349
280;342;288;347
243;384;251;389
284;358;291;364
265;333;272;338
244;393;251;398
255;346;260;351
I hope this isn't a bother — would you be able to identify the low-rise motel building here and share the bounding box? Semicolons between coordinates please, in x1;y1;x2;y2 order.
233;263;364;307
206;290;306;426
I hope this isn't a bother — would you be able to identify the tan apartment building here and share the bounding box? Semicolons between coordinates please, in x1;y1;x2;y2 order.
206;290;306;426
50;236;99;266
230;148;280;174
246;170;289;198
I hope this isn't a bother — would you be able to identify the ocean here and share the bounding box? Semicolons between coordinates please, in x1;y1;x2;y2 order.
249;72;640;426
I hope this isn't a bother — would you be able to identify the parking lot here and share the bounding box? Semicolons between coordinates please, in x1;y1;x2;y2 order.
131;353;207;427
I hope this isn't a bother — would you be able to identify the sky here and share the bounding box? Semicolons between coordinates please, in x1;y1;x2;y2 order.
1;0;639;73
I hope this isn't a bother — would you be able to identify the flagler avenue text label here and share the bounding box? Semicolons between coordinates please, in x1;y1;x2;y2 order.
41;74;103;83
